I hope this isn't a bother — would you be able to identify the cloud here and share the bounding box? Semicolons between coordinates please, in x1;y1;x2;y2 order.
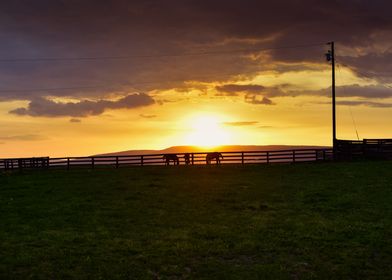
335;84;392;99
258;125;274;129
340;51;392;83
9;93;154;117
215;84;277;105
0;134;47;141
214;83;392;107
214;92;239;97
336;100;392;108
69;118;82;123
216;83;292;98
223;121;258;126
140;114;157;118
0;0;392;105
216;84;265;94
265;84;392;99
245;95;275;105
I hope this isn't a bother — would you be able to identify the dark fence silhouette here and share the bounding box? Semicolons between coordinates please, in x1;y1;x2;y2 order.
0;148;333;171
335;139;392;160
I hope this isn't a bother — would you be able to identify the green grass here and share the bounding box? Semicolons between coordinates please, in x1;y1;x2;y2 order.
1;161;392;279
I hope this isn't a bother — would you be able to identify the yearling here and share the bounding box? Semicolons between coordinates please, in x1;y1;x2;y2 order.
163;154;179;165
206;152;223;165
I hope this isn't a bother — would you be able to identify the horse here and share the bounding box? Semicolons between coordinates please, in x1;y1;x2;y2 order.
206;152;223;165
183;153;191;165
163;154;179;165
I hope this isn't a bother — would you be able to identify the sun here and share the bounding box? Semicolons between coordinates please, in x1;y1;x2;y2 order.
184;115;231;148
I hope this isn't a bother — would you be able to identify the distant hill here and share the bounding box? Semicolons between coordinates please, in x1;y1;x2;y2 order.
95;145;330;156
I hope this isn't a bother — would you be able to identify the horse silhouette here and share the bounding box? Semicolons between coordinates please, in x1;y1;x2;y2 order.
206;152;223;165
163;154;179;165
183;153;191;165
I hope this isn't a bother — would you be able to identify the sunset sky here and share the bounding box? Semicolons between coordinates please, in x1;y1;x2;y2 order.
0;0;391;157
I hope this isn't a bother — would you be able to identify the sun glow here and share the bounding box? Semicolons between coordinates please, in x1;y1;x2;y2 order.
184;115;231;148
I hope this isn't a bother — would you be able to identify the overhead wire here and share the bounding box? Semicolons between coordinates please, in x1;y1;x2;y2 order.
0;72;262;93
0;42;325;63
336;62;361;140
0;42;328;93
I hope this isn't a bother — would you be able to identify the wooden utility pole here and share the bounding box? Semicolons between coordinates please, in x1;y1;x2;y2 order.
326;41;336;155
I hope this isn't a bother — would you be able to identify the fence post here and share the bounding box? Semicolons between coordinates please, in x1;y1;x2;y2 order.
241;152;244;165
191;153;194;165
293;150;296;163
67;158;70;170
116;156;119;168
322;150;326;161
266;151;269;164
141;155;144;166
91;157;95;169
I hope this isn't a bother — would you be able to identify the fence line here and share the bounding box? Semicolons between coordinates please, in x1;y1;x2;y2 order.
0;148;333;171
335;139;392;160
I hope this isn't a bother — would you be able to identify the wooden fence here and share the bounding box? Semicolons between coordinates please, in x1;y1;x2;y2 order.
0;148;333;171
335;139;392;160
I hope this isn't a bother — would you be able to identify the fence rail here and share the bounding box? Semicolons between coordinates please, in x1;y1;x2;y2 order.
335;138;392;160
0;148;333;171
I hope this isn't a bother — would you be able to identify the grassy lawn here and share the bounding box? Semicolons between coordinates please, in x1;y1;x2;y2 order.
1;161;392;279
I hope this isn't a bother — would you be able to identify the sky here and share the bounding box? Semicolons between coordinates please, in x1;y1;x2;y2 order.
0;0;391;157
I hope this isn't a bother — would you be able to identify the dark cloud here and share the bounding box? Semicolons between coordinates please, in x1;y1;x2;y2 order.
223;121;258;126
0;0;391;105
69;118;82;123
216;84;265;94
140;114;157;118
335;84;392;99
286;84;392;99
0;134;46;141
258;125;274;129
216;83;292;98
339;51;392;83
216;83;277;105
9;93;154;117
214;92;239;97
336;100;392;108
214;82;392;104
245;95;274;105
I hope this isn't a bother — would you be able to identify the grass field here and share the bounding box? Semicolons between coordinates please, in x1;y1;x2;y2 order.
1;161;392;279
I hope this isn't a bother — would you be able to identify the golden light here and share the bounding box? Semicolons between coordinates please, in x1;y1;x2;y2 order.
184;115;232;148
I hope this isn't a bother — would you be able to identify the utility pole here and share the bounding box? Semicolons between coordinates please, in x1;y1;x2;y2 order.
326;41;336;156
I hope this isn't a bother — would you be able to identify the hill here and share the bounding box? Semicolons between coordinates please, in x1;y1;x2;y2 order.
1;161;391;279
96;144;329;156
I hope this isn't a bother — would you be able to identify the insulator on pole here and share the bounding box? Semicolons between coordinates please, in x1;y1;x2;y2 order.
325;51;332;62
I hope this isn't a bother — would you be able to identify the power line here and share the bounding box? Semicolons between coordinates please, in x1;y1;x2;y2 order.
0;71;272;93
336;62;361;140
349;107;360;141
337;61;392;89
0;43;325;63
0;42;327;93
337;61;378;79
0;85;102;93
